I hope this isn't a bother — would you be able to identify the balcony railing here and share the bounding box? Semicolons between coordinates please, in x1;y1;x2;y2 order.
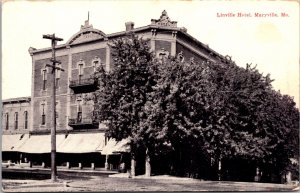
68;117;99;128
69;77;97;87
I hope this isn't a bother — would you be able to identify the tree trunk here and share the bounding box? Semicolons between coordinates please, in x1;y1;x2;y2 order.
131;154;136;177
145;148;151;177
218;156;222;181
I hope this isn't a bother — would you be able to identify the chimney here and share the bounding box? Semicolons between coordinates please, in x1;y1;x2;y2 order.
125;22;134;31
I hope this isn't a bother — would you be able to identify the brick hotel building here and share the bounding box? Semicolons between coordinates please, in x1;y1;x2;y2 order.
2;11;227;171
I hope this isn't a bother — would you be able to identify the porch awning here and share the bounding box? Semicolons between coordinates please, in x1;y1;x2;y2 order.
100;138;130;155
2;134;29;152
57;133;105;153
18;134;66;153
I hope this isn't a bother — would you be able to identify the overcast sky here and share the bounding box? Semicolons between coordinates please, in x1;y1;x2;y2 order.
2;0;299;107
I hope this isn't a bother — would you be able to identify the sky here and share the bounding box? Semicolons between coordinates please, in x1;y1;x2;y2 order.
2;0;299;107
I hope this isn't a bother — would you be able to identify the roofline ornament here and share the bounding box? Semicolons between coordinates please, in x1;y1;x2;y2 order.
151;10;177;27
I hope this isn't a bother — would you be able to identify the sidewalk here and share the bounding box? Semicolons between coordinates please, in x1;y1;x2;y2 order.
2;165;118;175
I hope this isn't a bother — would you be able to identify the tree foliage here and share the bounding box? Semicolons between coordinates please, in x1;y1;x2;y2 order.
93;35;299;180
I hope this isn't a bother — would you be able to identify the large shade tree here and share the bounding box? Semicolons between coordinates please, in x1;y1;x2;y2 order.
92;35;157;176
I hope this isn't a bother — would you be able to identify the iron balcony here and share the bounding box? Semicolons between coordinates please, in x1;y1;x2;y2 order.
69;77;98;93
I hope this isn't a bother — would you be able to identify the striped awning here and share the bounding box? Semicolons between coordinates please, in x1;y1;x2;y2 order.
18;134;66;153
2;134;29;152
57;133;106;153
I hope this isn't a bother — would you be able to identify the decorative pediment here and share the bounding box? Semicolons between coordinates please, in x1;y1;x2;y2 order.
151;10;177;27
66;20;107;45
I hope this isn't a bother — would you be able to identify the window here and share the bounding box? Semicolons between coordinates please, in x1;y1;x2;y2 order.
177;51;185;62
78;63;83;82
41;102;46;125
77;102;82;123
5;113;9;130
55;64;61;89
14;112;18;130
24;111;28;129
42;69;47;90
77;60;85;83
156;48;169;63
92;57;101;72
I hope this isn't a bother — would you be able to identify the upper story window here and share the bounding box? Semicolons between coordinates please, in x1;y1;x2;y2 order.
42;68;47;90
77;99;83;123
5;113;9;130
92;57;102;72
14;112;18;130
55;64;61;89
156;48;169;63
77;60;85;82
24;111;28;129
177;51;185;62
41;102;46;125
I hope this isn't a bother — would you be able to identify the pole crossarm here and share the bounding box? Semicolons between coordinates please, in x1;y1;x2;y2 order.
50;58;62;64
43;34;63;41
46;64;65;72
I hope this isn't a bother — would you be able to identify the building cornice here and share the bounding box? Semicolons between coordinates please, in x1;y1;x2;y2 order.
2;97;31;104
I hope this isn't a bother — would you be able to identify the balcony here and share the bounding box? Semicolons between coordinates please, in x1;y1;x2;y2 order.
68;117;99;129
69;77;98;93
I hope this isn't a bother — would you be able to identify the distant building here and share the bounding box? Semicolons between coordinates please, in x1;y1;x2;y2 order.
2;97;31;134
2;10;226;170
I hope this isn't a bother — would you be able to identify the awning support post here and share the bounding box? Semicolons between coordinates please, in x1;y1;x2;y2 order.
105;155;109;170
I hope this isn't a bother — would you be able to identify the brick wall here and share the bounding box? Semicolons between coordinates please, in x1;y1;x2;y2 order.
2;101;31;134
33;55;69;97
71;48;106;80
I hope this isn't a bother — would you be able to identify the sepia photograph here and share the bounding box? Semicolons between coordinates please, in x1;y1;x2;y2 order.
1;0;299;192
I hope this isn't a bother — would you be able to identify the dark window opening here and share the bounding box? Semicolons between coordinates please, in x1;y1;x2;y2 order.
42;70;47;90
41;103;46;125
14;112;18;130
55;78;60;89
5;113;9;130
24;111;28;129
77;103;82;123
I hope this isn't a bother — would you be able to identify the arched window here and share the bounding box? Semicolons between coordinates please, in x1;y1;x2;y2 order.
24;111;28;129
14;112;18;130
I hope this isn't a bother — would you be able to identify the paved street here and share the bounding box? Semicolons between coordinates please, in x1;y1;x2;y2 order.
2;171;299;192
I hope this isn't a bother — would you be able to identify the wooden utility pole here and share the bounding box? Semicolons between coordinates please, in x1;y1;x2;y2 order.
43;33;64;182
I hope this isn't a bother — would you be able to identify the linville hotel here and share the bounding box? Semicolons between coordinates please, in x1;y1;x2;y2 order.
2;11;228;171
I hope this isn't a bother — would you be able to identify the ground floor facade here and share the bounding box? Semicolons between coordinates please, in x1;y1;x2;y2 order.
2;132;129;172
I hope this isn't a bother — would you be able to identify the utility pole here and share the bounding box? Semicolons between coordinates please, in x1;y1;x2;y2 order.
43;33;64;182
